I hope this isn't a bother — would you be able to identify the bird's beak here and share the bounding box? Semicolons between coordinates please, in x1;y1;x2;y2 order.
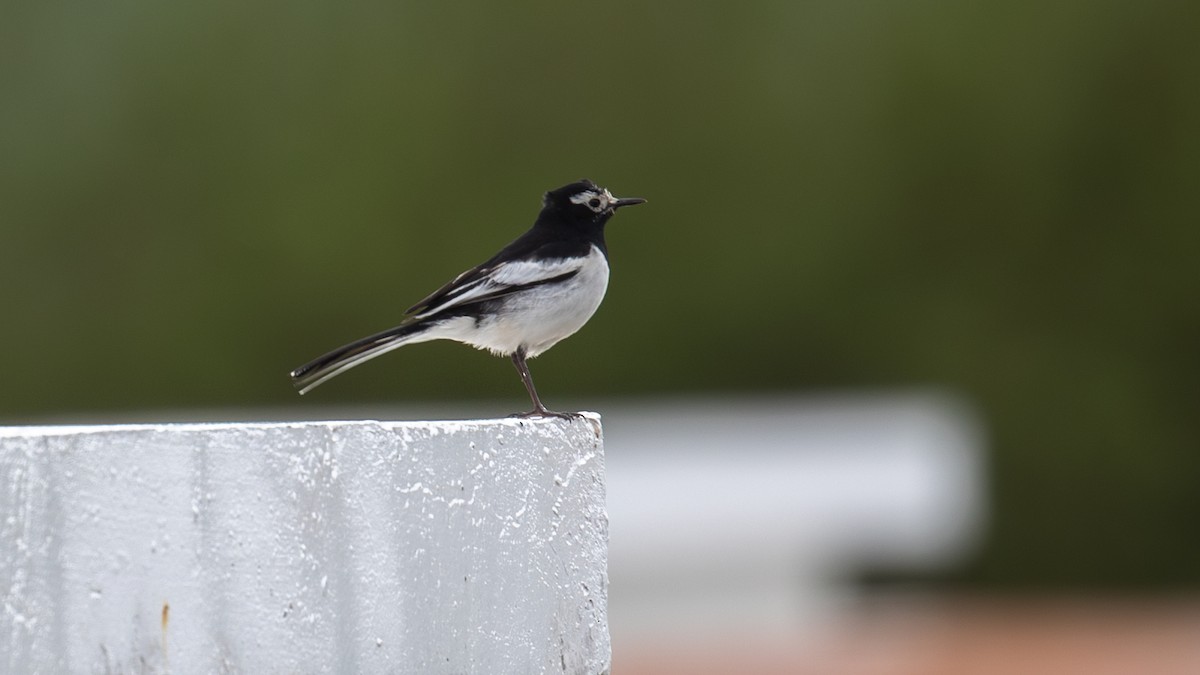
611;197;647;209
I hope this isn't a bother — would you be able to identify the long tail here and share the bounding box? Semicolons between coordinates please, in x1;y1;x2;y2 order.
290;321;432;395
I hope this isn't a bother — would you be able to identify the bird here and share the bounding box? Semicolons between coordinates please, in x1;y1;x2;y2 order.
289;179;646;418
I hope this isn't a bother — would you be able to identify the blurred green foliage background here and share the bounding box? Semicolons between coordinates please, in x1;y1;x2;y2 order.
2;1;1197;589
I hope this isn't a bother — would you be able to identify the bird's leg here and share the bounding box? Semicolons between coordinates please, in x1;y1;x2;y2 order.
509;348;578;419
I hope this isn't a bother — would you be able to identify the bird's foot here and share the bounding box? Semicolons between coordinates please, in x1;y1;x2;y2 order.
509;408;582;420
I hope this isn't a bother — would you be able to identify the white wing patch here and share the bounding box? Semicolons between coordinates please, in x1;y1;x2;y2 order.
412;257;586;319
490;258;583;285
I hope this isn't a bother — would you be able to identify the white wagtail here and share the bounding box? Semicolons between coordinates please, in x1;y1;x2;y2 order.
289;179;646;418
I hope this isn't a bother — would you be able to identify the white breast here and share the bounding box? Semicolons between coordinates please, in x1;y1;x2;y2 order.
461;246;610;358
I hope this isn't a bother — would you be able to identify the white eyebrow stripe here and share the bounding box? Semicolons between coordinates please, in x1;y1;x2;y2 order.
569;190;601;205
569;188;614;211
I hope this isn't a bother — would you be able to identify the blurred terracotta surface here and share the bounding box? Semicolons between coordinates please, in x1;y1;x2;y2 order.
614;596;1200;675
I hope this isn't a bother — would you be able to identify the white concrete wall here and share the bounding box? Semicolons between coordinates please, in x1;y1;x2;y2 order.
0;417;609;674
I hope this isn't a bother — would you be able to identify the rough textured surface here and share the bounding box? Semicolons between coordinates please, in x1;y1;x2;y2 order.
0;417;609;674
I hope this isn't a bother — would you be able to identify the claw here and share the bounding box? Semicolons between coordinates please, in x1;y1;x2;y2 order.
509;409;582;420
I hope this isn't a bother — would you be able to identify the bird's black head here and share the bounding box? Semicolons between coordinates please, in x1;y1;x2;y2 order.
540;179;646;227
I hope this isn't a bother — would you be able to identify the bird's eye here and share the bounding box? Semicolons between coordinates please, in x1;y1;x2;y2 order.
587;198;601;209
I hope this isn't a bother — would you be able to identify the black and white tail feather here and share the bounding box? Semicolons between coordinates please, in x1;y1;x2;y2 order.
289;251;583;395
289;179;645;417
